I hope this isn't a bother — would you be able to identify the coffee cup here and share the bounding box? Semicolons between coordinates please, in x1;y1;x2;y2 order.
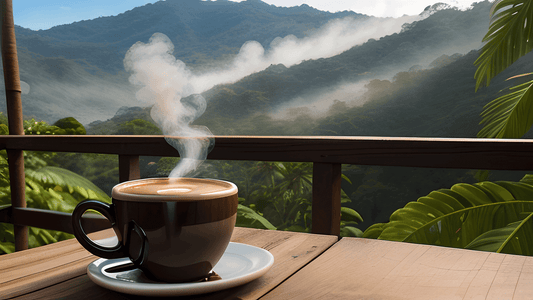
71;178;238;283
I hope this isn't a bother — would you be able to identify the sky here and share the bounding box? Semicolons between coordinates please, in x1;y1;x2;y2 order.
13;0;480;31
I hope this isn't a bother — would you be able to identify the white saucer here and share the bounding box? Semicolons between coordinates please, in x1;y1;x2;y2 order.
86;241;274;297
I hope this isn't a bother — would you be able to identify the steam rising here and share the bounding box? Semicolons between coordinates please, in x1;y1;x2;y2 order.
124;34;213;178
122;14;422;177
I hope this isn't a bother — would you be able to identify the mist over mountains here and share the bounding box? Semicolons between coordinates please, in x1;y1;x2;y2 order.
199;1;492;124
13;0;365;73
3;0;370;124
0;0;525;141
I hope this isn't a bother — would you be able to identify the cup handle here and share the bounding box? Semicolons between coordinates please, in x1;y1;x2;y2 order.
72;200;127;259
126;220;149;267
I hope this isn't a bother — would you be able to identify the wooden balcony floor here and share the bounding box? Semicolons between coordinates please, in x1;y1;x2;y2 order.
2;228;533;299
263;237;533;300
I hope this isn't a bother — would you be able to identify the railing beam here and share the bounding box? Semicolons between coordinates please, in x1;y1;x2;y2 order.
0;206;111;235
312;163;341;236
3;136;533;170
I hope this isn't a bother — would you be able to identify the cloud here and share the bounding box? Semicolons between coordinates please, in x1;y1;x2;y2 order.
192;14;422;92
122;13;423;177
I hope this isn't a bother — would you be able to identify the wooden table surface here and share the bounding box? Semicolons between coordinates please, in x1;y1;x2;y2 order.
2;228;533;300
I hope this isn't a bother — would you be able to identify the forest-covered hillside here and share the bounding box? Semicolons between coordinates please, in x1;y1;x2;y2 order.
2;1;497;126
2;0;368;124
13;0;364;73
88;1;499;138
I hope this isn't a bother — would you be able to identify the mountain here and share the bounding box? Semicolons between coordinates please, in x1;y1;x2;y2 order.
78;1;504;139
193;1;499;137
1;0;512;139
312;50;533;138
13;0;364;73
3;0;367;124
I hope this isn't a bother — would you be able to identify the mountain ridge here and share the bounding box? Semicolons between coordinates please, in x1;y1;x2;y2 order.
14;0;365;72
2;0;511;142
196;1;492;126
4;0;368;124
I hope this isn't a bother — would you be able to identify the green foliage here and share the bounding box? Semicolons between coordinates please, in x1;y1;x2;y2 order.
0;221;15;254
0;164;111;254
0;112;8;126
24;117;85;135
475;0;533;138
474;0;533;90
117;119;162;135
53;117;86;135
50;153;119;196
340;206;364;237
155;157;181;177
0;120;108;255
24;119;62;135
477;74;533;138
236;204;277;230
363;176;533;256
201;161;363;236
464;216;533;254
0;124;9;135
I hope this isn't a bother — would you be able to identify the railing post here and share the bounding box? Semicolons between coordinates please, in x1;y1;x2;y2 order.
119;155;140;182
2;0;28;251
312;162;341;236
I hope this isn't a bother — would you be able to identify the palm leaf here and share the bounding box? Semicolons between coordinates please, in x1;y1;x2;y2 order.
496;179;533;199
25;166;110;203
363;180;533;255
477;77;533;138
519;174;533;184
474;0;533;91
403;201;533;248
465;213;533;255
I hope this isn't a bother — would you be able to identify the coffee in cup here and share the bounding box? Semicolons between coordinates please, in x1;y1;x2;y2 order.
72;178;238;283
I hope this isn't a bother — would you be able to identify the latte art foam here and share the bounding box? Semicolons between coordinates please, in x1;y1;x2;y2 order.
112;178;237;202
156;188;193;195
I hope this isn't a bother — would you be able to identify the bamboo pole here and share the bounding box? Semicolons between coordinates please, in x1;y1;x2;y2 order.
1;0;27;251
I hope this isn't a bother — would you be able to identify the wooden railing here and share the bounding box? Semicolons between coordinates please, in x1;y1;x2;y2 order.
2;0;533;253
2;134;533;252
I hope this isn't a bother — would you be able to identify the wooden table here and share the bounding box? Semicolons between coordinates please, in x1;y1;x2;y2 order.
2;228;533;299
